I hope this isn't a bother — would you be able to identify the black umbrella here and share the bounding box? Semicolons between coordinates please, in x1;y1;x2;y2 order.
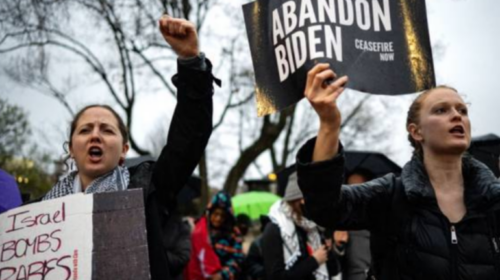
345;151;402;179
469;134;500;177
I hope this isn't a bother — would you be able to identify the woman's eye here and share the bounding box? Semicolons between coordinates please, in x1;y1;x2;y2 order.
434;108;446;114
79;128;89;133
459;108;468;115
104;129;115;134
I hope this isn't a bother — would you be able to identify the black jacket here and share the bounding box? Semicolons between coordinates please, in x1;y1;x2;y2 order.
342;230;371;280
246;236;266;280
115;59;215;280
261;223;340;280
297;138;500;280
163;214;191;280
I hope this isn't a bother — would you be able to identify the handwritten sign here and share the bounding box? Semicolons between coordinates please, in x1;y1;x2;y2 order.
0;189;150;280
0;194;93;280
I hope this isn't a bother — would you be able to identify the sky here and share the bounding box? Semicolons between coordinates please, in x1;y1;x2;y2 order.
0;0;499;170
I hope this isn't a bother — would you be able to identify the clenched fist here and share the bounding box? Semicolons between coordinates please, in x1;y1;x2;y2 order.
159;15;199;59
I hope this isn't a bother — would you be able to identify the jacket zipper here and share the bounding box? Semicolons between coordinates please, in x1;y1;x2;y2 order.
450;224;458;279
451;225;458;244
493;237;499;253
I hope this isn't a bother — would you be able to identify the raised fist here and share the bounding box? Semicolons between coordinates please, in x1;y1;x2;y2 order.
158;15;199;59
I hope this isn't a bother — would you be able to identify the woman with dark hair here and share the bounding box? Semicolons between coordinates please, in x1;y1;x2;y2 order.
296;63;500;279
261;172;340;280
185;192;244;280
40;15;218;280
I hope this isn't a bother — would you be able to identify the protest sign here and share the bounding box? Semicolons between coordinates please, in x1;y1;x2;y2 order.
0;189;149;280
243;0;436;116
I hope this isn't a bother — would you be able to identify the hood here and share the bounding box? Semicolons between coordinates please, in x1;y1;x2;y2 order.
206;191;236;232
401;155;500;212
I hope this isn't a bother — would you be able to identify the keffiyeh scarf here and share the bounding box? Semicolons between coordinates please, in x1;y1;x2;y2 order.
268;200;329;280
43;166;130;200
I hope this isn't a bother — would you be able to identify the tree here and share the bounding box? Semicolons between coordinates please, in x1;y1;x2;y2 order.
0;0;213;155
0;0;397;202
0;98;55;200
0;97;30;166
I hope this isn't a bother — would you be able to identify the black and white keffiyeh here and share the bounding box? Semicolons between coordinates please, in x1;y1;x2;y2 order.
268;200;329;280
43;166;130;200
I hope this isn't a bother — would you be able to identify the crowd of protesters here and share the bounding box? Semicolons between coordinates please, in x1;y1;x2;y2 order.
2;11;500;280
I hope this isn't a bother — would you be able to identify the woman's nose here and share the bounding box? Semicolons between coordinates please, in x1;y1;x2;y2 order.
90;128;102;141
451;108;462;120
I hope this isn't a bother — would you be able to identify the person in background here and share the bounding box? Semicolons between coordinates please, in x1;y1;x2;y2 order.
339;169;375;280
185;192;244;280
262;172;340;280
246;215;271;280
164;209;192;280
0;168;22;214
236;214;251;237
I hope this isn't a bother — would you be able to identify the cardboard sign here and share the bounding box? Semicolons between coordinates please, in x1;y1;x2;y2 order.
243;0;436;116
0;189;150;280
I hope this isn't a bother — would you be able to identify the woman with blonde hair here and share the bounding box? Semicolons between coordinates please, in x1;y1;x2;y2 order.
296;63;500;279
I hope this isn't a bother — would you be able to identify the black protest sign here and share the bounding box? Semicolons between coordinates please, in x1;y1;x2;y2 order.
243;0;436;116
0;189;149;280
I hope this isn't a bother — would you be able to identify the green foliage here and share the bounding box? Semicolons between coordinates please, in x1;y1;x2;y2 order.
0;98;30;166
0;98;54;201
4;157;53;201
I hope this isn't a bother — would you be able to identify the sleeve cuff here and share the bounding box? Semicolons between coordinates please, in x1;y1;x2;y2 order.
178;52;207;71
296;137;345;170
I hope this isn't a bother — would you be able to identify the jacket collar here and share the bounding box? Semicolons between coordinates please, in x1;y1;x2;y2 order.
401;155;500;211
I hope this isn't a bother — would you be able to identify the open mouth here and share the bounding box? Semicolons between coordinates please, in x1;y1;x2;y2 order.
88;146;103;159
449;125;465;136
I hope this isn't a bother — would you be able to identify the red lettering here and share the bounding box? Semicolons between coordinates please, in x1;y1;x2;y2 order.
0;267;16;280
26;261;44;278
50;230;62;252
42;258;58;276
1;241;16;262
36;214;50;226
20;217;35;229
0;255;73;280
53;203;66;224
6;203;67;233
14;265;26;280
56;255;72;280
36;234;51;254
5;211;29;233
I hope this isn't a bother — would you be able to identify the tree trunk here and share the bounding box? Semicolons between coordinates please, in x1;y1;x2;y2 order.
223;106;295;195
198;152;209;216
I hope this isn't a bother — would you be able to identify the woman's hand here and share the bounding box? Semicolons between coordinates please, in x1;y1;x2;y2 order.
304;63;348;162
305;63;348;130
312;245;329;265
158;15;199;59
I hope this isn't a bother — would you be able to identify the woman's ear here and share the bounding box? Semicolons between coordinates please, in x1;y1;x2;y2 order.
408;123;423;143
121;143;129;157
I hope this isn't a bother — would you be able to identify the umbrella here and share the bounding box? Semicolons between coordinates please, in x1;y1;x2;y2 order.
232;191;280;220
0;169;23;214
469;134;500;177
345;151;402;179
